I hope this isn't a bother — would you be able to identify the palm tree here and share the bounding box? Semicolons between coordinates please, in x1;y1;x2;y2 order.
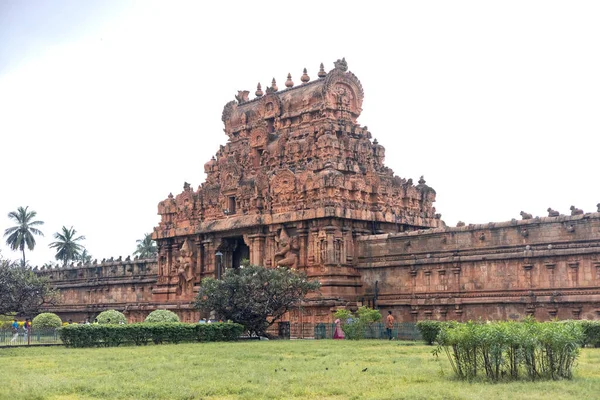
134;233;157;259
4;206;44;266
49;226;86;267
76;248;93;264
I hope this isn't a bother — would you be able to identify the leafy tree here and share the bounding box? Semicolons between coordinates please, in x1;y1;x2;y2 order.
49;226;85;267
134;233;157;258
194;264;320;337
0;256;58;316
3;206;44;266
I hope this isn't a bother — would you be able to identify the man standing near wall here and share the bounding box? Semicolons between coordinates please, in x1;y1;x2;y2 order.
385;311;395;340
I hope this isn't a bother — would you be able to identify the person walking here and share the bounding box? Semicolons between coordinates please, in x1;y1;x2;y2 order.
23;318;31;343
385;311;395;340
10;318;19;343
333;318;345;339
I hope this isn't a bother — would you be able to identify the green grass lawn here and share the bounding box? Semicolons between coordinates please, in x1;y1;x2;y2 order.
1;340;600;400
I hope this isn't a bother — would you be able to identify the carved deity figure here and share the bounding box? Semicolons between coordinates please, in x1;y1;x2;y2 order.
174;240;194;295
274;227;299;269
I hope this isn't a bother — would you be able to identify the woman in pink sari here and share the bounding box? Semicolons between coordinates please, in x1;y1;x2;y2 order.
333;319;345;339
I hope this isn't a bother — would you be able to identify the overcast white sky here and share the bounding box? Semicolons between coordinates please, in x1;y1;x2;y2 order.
1;1;599;267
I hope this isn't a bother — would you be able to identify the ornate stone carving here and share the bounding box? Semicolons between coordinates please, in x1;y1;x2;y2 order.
274;227;299;268
547;208;560;217
570;206;584;215
174;239;194;296
520;211;533;220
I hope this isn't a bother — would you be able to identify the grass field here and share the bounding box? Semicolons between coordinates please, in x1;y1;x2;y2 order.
1;340;600;400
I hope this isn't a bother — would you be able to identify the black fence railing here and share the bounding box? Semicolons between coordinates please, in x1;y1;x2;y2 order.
0;328;61;346
312;322;422;340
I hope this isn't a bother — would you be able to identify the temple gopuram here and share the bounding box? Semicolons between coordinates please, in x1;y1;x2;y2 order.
39;59;600;332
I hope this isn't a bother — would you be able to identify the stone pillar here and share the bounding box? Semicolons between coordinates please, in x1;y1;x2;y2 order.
194;236;203;276
308;228;319;265
523;264;533;289
324;226;337;265
545;263;555;287
568;261;579;287
201;239;214;276
266;232;277;267
297;228;308;267
452;264;461;292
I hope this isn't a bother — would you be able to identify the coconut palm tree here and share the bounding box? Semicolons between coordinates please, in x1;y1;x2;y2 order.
76;248;93;264
49;226;86;267
4;206;44;266
134;233;157;258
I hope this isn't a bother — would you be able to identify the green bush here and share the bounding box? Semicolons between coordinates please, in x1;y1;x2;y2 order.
32;313;62;329
59;322;244;348
435;320;584;381
334;307;382;340
578;320;600;347
416;320;458;345
144;309;180;323
96;310;127;325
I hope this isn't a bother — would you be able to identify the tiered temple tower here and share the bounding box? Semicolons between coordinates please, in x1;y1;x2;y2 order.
152;59;442;320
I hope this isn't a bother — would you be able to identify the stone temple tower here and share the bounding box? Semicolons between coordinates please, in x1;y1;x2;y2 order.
152;59;442;321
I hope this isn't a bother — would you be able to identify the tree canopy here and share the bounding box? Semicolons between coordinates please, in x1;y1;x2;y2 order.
49;226;86;267
194;264;320;337
0;255;57;316
134;233;157;259
3;206;44;266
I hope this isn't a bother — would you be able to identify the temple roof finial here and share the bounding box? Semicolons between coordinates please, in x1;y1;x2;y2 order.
301;68;310;83
285;73;294;88
333;57;348;72
255;82;263;97
270;77;278;92
318;62;326;78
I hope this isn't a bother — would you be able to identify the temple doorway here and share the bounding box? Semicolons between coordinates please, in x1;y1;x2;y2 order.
216;237;250;277
231;237;249;269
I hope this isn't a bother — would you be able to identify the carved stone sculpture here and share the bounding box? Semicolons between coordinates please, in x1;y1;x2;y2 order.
520;211;533;220
547;208;560;217
570;206;583;216
274;227;299;269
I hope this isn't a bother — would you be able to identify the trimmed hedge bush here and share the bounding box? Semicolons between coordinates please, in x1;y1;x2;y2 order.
32;313;62;329
144;309;180;323
59;322;244;348
578;320;600;348
96;310;127;325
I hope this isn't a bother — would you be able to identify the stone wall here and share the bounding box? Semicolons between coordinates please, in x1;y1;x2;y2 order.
36;258;165;323
357;213;600;322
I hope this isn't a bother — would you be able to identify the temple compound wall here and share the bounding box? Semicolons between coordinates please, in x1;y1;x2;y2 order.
39;59;600;327
357;213;600;322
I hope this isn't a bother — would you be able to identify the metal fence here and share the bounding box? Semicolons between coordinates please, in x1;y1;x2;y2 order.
0;328;61;346
288;322;422;340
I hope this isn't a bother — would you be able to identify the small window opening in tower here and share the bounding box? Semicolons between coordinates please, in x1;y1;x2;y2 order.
266;118;275;133
228;196;236;214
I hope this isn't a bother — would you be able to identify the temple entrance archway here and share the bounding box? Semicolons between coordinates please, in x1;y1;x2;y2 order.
216;237;249;278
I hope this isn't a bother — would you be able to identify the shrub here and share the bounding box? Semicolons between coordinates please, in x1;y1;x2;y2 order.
96;310;127;325
435;319;584;381
32;313;62;329
416;320;458;345
144;309;180;323
59;322;244;348
579;320;600;347
334;307;382;340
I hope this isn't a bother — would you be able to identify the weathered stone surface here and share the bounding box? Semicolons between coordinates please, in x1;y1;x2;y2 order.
357;213;600;322
39;60;599;327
